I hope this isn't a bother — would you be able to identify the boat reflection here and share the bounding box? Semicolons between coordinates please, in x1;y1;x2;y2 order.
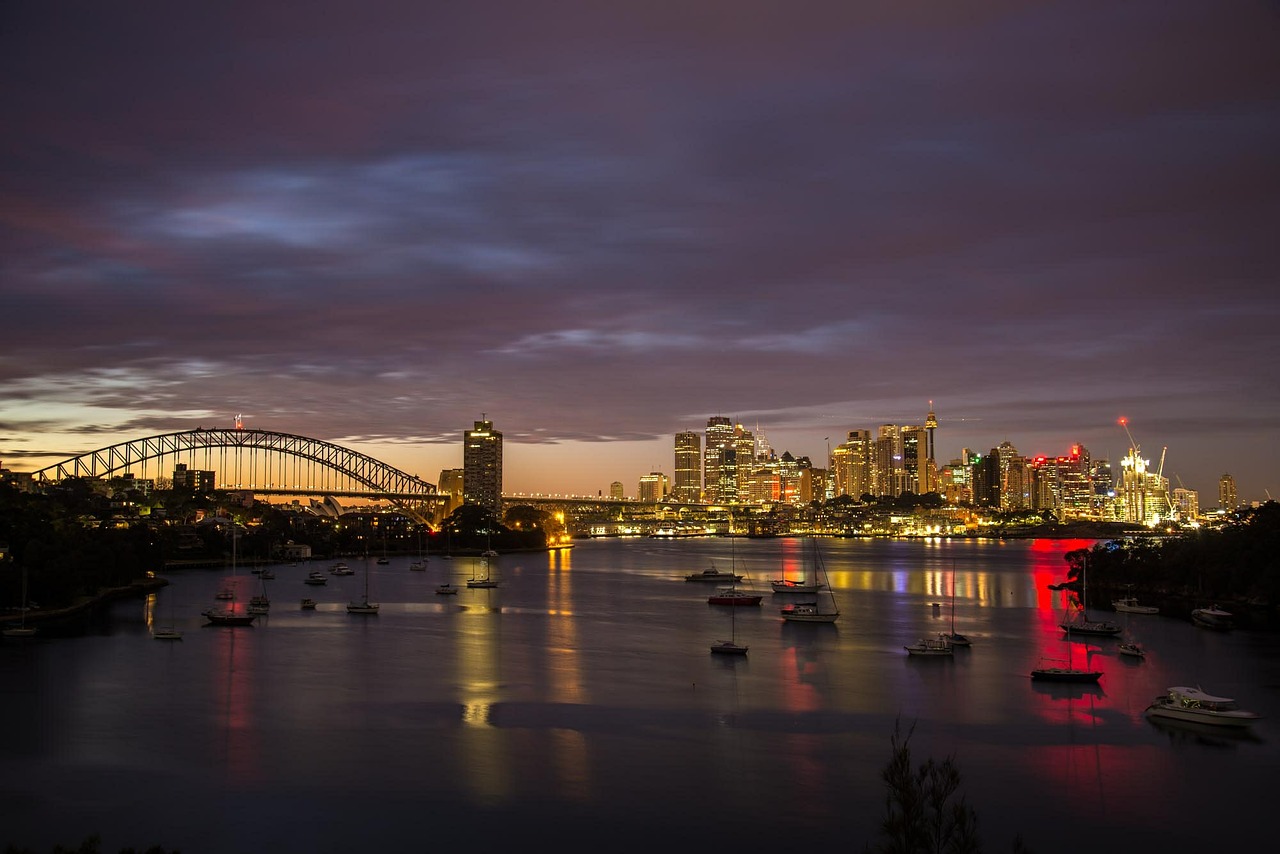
1030;680;1106;702
1146;714;1263;747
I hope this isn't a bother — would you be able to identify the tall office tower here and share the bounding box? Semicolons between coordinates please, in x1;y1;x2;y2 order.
1005;457;1031;510
703;416;734;503
832;430;872;498
463;418;503;515
1219;473;1237;510
971;450;1002;508
673;431;702;502
873;425;904;497
1058;445;1093;518
638;472;669;502
732;423;756;501
610;481;625;500
901;425;927;494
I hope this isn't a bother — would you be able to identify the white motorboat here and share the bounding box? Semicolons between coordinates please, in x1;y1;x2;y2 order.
304;572;328;586
1118;641;1145;658
1145;686;1260;728
1112;592;1158;614
1191;605;1234;630
436;583;459;595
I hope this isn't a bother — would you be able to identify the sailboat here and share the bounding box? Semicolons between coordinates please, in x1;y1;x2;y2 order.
942;562;970;646
152;579;184;640
1058;554;1120;637
347;556;380;614
3;566;37;638
1031;625;1102;682
779;539;838;622
466;551;498;588
707;537;761;606
410;529;428;571
205;524;256;626
770;538;829;593
710;590;748;655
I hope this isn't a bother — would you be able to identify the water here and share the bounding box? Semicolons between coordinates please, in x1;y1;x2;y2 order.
2;538;1275;853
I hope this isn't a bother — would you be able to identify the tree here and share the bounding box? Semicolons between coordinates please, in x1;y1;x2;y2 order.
872;719;1031;854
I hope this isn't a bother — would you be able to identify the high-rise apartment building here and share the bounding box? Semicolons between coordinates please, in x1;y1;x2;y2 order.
673;431;702;502
1219;473;1237;510
463;418;503;515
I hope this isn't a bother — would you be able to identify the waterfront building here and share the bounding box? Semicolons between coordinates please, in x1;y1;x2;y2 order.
673;431;701;502
799;466;827;504
463;418;503;515
1219;473;1237;510
638;472;668;502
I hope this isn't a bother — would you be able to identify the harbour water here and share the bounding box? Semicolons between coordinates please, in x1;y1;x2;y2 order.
1;537;1275;852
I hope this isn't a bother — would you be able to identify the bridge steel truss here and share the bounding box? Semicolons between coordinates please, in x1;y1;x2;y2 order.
31;428;445;523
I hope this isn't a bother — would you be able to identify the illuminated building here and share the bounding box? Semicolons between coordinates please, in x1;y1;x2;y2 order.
1173;487;1200;519
732;423;756;501
873;425;903;497
901;425;927;494
673;431;701;502
832;430;872;498
1219;473;1237;510
610;481;625;500
173;463;215;492
703;416;733;503
924;402;939;492
638;472;668;502
971;450;1001;508
463;418;503;515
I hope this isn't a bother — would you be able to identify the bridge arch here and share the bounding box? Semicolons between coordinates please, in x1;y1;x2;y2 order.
31;428;445;524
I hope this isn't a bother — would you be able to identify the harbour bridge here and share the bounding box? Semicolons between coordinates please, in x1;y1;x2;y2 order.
30;427;450;525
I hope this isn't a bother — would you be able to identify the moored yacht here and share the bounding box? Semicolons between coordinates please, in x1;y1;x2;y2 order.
1191;605;1234;630
1145;686;1259;728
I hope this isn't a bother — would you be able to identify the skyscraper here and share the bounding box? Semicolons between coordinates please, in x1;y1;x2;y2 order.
1219;473;1237;510
703;416;734;503
463;418;503;515
673;431;702;502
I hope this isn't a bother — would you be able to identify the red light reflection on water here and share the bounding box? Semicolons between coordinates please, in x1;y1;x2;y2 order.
211;625;259;783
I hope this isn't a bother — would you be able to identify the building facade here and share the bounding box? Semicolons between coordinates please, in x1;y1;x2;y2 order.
673;431;702;502
463;419;503;515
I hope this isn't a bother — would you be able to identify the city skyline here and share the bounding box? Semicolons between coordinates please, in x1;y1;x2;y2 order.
3;2;1278;503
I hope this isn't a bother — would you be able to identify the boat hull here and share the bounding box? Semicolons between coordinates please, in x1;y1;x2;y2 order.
1145;702;1258;728
709;641;748;655
708;594;762;606
1030;668;1101;682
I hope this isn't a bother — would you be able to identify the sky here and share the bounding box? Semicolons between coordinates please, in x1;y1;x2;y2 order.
2;1;1279;502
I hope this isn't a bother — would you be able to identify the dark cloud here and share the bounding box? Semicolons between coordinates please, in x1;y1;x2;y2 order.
2;1;1279;498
